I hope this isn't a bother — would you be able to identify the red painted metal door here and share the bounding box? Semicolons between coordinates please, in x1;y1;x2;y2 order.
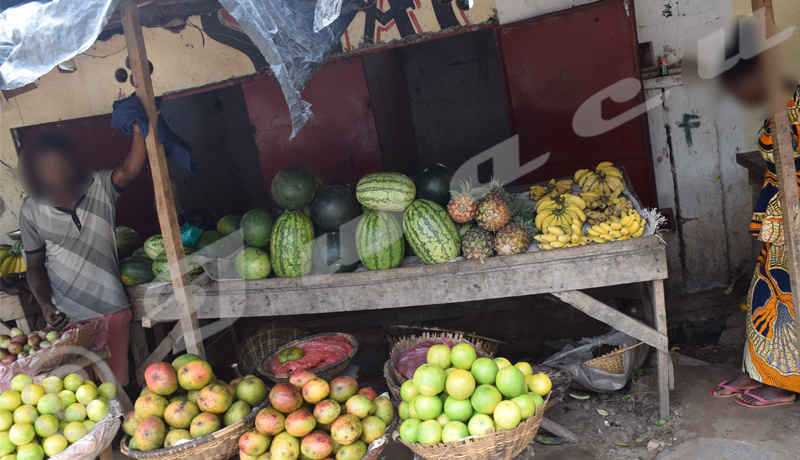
495;0;658;207
241;58;385;197
13;115;159;235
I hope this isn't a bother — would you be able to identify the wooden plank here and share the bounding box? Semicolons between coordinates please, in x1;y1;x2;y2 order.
648;279;671;420
127;236;667;319
129;322;149;370
362;49;420;176
98;445;114;460
120;0;205;360
639;282;655;328
550;290;668;352
135;322;182;386
142;272;211;327
735;151;767;178
752;1;800;357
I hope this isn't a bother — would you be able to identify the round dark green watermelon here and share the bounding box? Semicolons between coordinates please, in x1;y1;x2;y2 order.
152;248;204;282
313;232;360;274
235;247;271;280
412;163;454;208
241;209;275;248
310;185;362;232
120;256;154;286
193;230;224;250
217;215;241;235
329;181;354;192
271;167;317;210
116;226;140;257
131;247;148;258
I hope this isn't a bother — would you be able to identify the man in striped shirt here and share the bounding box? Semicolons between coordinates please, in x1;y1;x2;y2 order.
19;127;147;385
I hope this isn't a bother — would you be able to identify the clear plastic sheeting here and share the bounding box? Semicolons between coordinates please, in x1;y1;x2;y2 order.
0;0;121;90
314;0;343;32
543;331;650;393
50;399;123;460
218;0;360;138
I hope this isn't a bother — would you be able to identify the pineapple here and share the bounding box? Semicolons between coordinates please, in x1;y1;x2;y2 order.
447;181;486;223
485;176;511;204
476;198;510;232
494;223;533;256
462;227;495;261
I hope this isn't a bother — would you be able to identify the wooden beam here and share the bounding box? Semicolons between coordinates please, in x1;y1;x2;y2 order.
120;0;205;360
142;272;211;327
135;322;183;386
751;1;800;356
550;290;668;352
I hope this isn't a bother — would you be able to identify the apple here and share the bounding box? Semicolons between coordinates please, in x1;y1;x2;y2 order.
10;328;24;338
27;335;40;347
1;355;16;365
17;352;27;359
7;343;22;355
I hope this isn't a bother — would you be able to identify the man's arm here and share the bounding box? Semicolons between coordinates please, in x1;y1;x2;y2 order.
25;251;67;327
112;124;147;190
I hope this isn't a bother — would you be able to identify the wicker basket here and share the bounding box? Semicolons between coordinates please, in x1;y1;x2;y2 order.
120;399;269;460
237;323;311;378
387;326;505;356
389;332;493;385
584;342;644;374
397;394;550;460
257;333;358;385
384;360;402;402
0;319;106;384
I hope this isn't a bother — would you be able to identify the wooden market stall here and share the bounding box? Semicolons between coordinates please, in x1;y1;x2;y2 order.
127;235;673;419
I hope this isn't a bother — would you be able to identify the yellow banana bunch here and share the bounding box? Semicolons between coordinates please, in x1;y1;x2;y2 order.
535;217;591;250
0;242;26;277
576;162;626;197
530;178;575;201
584;209;645;243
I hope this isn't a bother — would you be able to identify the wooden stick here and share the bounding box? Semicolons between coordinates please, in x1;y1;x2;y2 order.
551;291;668;352
540;418;580;444
751;0;800;357
120;0;205;360
135;321;183;386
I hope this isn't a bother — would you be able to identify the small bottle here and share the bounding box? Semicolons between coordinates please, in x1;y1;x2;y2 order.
658;55;669;76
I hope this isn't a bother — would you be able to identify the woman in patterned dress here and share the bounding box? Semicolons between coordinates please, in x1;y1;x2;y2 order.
708;53;800;407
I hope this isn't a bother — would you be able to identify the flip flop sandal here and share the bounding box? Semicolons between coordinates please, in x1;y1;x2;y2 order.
709;380;744;398
734;389;797;408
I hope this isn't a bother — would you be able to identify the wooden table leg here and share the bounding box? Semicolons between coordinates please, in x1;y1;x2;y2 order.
639;282;655;327
129;321;149;370
98;444;113;460
649;279;671;420
90;361;134;415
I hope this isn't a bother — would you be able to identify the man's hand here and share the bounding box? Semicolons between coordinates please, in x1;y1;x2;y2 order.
40;302;68;328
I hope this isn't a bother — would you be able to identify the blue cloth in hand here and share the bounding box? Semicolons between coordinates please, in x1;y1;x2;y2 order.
110;94;198;171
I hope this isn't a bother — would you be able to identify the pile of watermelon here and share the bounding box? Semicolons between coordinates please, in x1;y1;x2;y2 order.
118;163;463;285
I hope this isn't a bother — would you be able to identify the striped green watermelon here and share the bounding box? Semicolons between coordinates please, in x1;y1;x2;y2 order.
356;172;415;212
356;212;404;270
270;211;314;278
403;199;461;265
193;230;224;250
119;256;154;286
144;235;165;260
152;248;204;282
132;247;148;258
115;226;140;257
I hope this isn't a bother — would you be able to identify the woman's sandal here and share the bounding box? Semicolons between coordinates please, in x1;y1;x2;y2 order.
709;380;744;398
734;389;797;408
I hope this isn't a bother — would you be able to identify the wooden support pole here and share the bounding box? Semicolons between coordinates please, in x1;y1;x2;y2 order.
120;0;205;360
751;0;800;352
